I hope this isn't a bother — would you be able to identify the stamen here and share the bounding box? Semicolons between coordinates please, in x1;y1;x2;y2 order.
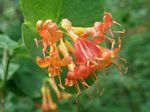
108;29;114;38
112;31;124;33
92;73;104;96
82;41;94;58
81;79;91;88
58;75;65;90
87;60;90;66
118;56;127;63
34;38;39;47
95;57;103;61
75;81;81;98
113;20;121;26
78;41;89;59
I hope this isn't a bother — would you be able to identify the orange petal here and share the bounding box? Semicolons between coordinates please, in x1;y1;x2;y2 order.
36;56;49;68
51;30;63;44
36;20;43;33
61;56;72;66
65;40;74;53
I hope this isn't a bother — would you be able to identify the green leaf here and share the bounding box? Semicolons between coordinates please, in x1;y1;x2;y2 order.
0;34;19;50
7;63;19;80
21;0;104;26
0;63;19;80
12;57;45;98
14;73;42;98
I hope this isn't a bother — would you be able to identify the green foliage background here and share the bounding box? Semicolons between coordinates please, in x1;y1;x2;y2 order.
0;0;150;112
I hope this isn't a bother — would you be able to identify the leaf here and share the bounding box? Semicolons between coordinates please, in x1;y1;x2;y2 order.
0;34;19;50
21;0;104;26
7;63;20;80
14;73;42;98
0;63;19;80
13;57;45;98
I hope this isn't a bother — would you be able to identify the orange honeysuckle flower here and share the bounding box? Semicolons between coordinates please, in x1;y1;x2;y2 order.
98;37;128;75
34;11;127;99
36;84;57;111
36;45;71;76
36;44;71;89
61;19;102;66
58;38;101;97
35;20;63;57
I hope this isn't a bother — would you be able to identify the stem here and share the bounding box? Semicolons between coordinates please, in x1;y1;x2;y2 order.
2;49;10;82
0;49;11;112
0;90;5;112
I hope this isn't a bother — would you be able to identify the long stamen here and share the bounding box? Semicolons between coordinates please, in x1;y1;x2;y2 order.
113;20;121;26
82;41;94;59
92;73;104;96
58;74;65;90
78;41;89;59
75;81;81;98
81;79;91;88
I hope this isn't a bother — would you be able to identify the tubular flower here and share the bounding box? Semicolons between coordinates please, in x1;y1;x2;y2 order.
36;84;57;111
58;38;100;97
35;20;63;57
34;11;127;99
61;19;102;66
98;37;128;75
36;44;71;89
36;45;71;76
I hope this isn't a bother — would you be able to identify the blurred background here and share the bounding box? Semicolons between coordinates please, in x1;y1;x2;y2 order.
0;0;150;112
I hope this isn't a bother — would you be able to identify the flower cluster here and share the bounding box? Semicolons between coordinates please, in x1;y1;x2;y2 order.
35;12;128;98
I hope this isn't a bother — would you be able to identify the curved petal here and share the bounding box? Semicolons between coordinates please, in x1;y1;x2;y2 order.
61;56;72;66
36;56;49;68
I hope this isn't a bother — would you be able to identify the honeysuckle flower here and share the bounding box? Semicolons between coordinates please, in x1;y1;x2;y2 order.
61;19;103;66
34;11;127;99
36;44;71;89
97;37;128;75
36;84;57;111
36;45;71;75
58;38;100;97
35;20;63;57
70;12;117;45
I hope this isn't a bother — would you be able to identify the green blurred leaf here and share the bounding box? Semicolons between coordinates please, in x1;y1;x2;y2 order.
7;63;19;80
14;73;42;98
0;63;19;80
21;0;104;26
0;34;19;50
12;57;45;98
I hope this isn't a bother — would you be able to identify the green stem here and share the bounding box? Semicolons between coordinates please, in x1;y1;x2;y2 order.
0;90;5;112
0;49;11;112
2;49;10;83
